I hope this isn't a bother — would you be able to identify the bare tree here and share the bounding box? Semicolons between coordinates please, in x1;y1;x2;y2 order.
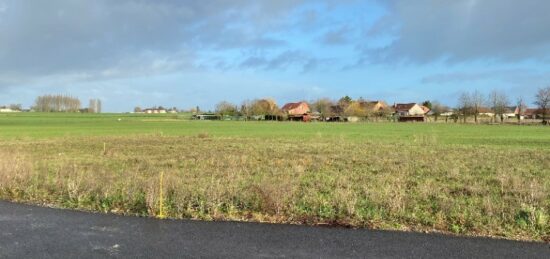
337;96;352;111
97;99;102;113
88;99;102;113
515;97;526;124
430;101;449;122
250;98;280;116
458;92;471;123
489;90;509;123
470;90;485;123
311;98;334;121
240;100;253;120
216;101;238;116
8;104;22;111
89;99;96;113
33;94;81;112
535;86;550;124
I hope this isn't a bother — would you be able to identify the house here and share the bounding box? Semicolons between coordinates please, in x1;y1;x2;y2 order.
281;101;310;121
358;100;388;112
393;103;425;116
477;107;494;117
281;102;310;115
515;107;542;120
393;103;427;122
503;107;516;119
420;105;431;115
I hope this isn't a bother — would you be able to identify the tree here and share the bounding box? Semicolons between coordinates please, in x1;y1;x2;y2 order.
250;98;279;116
89;99;98;113
422;100;433;110
216;101;238;116
311;98;334;120
374;106;394;121
489;90;509;123
337;96;352;110
90;99;102;113
33;94;81;112
458;92;471;123
8;104;22;111
134;106;142;113
240;100;253;120
515;97;526;124
97;99;102;113
470;90;485;123
430;101;449;122
344;101;367;118
535;86;550;124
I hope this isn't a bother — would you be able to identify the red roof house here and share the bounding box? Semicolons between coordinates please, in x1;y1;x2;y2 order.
281;102;310;116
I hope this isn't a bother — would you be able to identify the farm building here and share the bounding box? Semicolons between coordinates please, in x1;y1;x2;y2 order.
281;101;311;121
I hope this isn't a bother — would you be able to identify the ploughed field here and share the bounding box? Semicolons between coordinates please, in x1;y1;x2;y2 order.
0;113;549;241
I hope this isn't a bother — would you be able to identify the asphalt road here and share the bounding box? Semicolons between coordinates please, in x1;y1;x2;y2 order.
0;201;548;258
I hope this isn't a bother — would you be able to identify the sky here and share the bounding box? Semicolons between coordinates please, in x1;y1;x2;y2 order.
1;0;550;112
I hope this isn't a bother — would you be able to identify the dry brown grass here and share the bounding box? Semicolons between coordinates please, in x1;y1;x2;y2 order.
0;135;548;241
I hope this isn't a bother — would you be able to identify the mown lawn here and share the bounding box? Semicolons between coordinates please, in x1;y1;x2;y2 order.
0;113;548;241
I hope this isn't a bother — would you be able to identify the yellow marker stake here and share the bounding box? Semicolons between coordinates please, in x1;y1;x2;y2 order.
158;171;166;219
103;142;106;154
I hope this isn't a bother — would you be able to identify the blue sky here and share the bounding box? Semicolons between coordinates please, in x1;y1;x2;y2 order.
1;0;550;112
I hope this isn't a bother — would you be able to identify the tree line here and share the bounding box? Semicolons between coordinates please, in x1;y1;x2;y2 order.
457;87;550;124
32;95;102;113
211;86;550;124
214;97;395;120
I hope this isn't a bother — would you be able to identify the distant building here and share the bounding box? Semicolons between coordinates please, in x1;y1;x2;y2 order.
143;107;167;114
281;102;310;116
0;108;20;113
477;107;494;117
441;111;455;117
393;103;425;116
193;113;221;120
420;105;431;115
393;103;426;122
281;101;311;121
515;106;542;120
359;100;388;112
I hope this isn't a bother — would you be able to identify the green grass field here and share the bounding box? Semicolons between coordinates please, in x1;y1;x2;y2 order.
1;113;549;241
2;113;549;148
